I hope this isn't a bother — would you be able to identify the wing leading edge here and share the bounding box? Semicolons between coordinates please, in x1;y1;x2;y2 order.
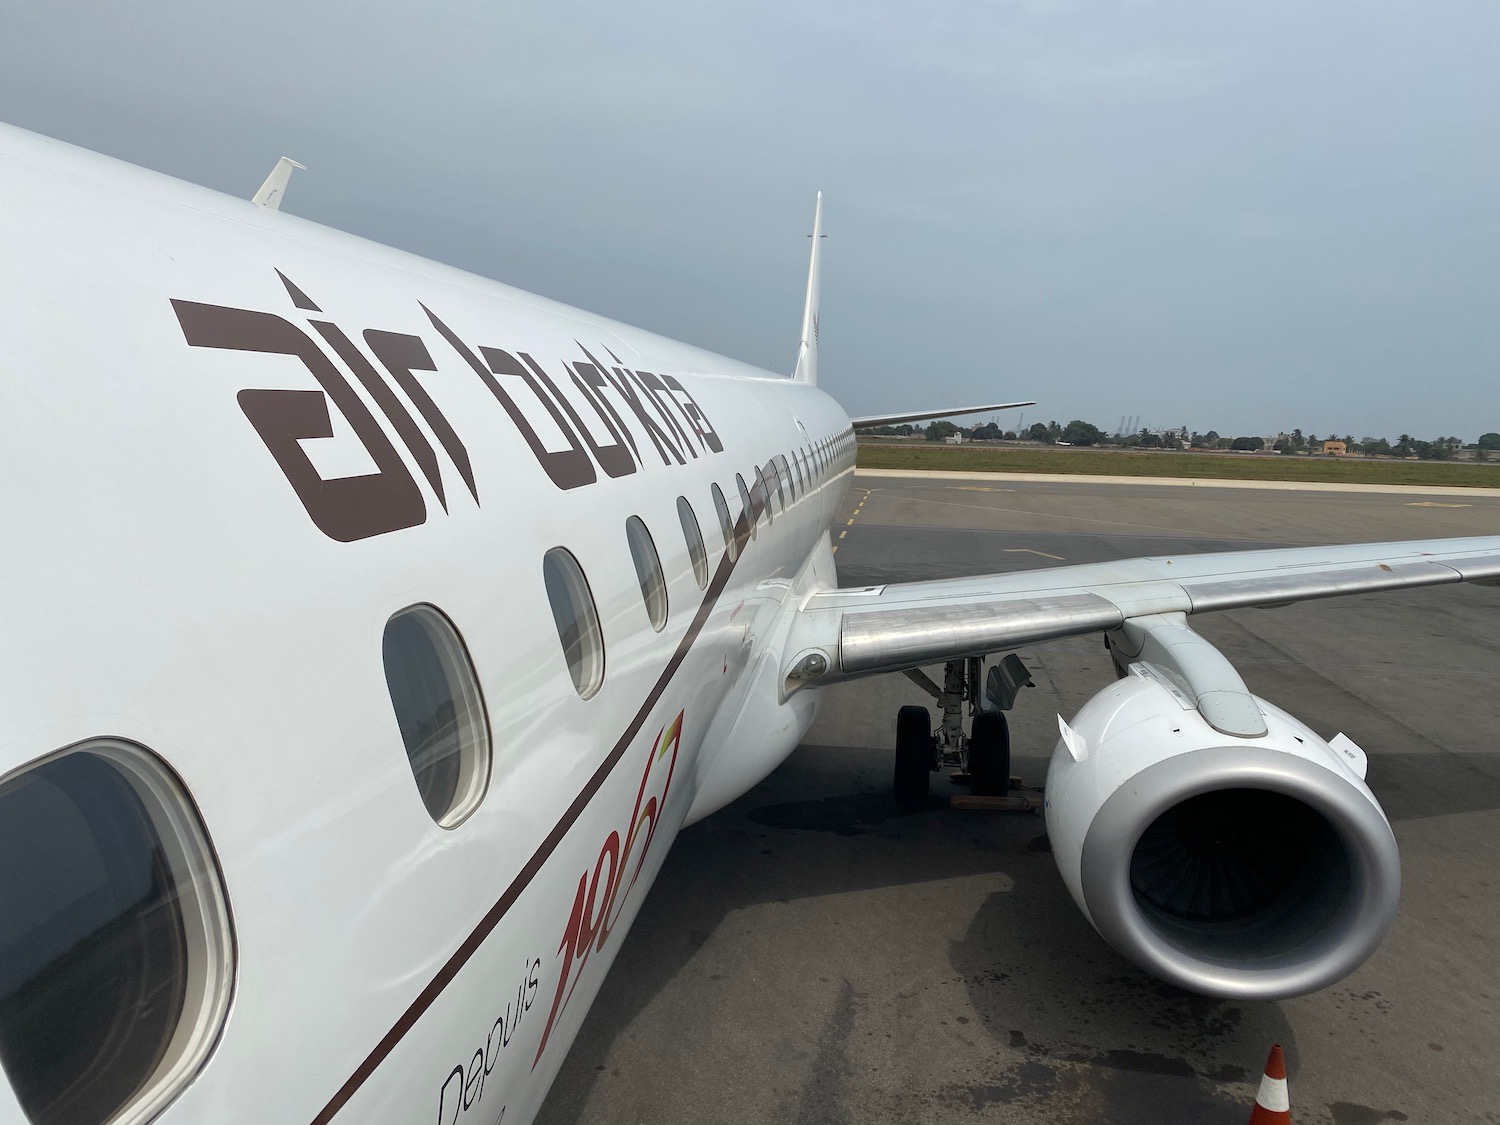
784;536;1500;687
850;401;1035;429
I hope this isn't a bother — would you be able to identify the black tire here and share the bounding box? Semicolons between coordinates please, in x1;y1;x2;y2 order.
968;711;1011;797
894;705;934;804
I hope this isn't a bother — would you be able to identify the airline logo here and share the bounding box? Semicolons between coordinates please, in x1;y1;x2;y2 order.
534;710;684;1068
170;272;724;542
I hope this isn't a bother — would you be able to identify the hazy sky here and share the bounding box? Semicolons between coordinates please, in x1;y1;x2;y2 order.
3;1;1496;439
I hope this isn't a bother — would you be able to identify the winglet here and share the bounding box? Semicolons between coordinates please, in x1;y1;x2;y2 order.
252;157;307;211
793;191;823;385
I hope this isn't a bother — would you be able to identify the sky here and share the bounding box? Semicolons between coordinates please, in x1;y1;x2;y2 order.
2;1;1496;440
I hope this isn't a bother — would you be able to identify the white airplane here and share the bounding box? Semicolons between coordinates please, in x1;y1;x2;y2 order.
0;122;1496;1125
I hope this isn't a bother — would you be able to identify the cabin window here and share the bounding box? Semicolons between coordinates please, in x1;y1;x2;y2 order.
736;473;756;540
777;455;794;502
759;465;776;523
383;605;491;825
0;740;233;1125
625;516;669;631
711;483;737;561
542;548;606;699
677;496;709;589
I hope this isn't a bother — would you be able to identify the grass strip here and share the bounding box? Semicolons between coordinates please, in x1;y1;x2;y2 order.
855;443;1500;488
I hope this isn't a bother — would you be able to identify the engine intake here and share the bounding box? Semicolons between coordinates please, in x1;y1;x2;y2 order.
1046;670;1400;1000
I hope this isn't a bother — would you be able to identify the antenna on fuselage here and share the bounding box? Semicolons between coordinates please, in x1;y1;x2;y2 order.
252;157;307;211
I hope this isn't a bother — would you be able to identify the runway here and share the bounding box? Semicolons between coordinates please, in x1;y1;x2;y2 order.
537;472;1500;1124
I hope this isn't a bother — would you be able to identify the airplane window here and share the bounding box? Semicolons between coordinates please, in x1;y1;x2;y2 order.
791;452;804;497
542;548;606;699
759;465;776;522
736;473;756;540
0;740;233;1125
383;605;491;825
772;457;790;508
677;496;709;589
711;483;737;562
625;516;669;632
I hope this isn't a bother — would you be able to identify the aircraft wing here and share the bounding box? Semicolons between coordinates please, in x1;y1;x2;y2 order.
785;535;1500;684
850;401;1036;429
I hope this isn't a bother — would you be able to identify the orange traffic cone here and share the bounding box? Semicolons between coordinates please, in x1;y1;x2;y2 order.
1248;1043;1290;1123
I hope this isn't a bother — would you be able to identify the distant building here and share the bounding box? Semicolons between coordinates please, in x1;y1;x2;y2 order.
945;433;965;445
1322;440;1347;456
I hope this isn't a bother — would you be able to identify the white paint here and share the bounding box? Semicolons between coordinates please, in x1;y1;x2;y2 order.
1255;1073;1291;1113
0;119;1495;1125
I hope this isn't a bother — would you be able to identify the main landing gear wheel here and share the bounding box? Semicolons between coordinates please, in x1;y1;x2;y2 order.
894;704;934;804
968;711;1012;797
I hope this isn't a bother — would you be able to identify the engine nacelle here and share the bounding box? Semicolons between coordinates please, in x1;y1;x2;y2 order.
1046;665;1400;1000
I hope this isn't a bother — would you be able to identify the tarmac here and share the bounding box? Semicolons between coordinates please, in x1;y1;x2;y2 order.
537;471;1500;1125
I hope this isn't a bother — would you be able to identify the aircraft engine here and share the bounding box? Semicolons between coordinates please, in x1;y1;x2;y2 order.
1045;664;1400;1000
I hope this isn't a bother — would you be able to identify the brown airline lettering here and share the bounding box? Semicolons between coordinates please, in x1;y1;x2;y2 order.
171;300;426;542
312;322;450;511
600;363;680;466
363;329;479;505
662;374;724;453
423;306;596;491
519;353;636;480
632;371;695;460
570;362;640;470
573;346;640;462
478;347;597;490
640;370;704;456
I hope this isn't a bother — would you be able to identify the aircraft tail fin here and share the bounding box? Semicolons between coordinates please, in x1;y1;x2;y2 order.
792;191;824;384
252;157;307;211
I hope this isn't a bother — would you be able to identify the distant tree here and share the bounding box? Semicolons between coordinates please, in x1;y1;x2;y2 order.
971;421;1001;441
1478;432;1500;450
1027;422;1050;442
1273;439;1289;452
1060;419;1106;446
1163;433;1184;450
1045;420;1063;443
1394;433;1415;457
925;420;959;441
1137;432;1162;448
1362;437;1391;456
1203;430;1221;446
1003;430;1017;440
1230;436;1265;451
894;424;915;436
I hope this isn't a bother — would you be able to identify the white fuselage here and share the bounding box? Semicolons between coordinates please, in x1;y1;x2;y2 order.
0;125;854;1125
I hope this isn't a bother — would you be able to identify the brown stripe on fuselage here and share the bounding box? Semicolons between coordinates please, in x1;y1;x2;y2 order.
309;481;762;1125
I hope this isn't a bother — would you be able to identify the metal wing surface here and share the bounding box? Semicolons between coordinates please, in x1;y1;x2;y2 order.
787;536;1500;684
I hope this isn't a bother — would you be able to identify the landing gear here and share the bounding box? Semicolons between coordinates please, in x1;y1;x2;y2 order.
894;705;935;804
968;711;1011;797
891;654;1032;802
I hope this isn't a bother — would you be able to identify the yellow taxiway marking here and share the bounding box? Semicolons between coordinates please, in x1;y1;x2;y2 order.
839;530;847;539
1004;547;1065;561
831;545;838;554
847;518;855;526
1406;501;1471;508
